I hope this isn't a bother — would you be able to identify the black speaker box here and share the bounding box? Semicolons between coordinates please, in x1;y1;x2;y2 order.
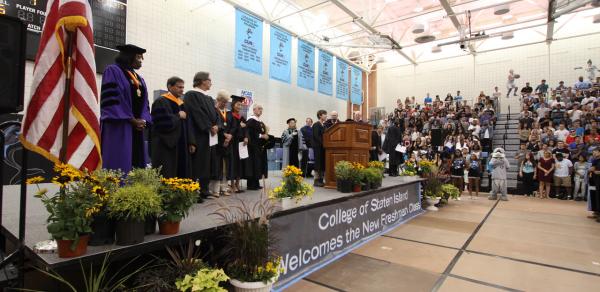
0;16;26;114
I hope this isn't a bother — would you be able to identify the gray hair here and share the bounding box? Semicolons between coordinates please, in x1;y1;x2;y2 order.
193;72;210;87
216;90;230;102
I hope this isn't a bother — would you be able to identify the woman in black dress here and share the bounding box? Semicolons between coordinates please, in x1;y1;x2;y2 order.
226;96;247;193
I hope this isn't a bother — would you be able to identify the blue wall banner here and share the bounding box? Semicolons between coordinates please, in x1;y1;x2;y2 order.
350;66;363;105
269;26;292;83
318;50;333;96
235;9;263;75
336;59;349;100
297;40;315;90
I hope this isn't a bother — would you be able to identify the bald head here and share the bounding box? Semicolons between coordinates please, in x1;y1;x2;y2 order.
330;111;338;120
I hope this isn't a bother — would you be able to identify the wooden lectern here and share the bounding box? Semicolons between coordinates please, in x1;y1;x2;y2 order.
323;122;371;188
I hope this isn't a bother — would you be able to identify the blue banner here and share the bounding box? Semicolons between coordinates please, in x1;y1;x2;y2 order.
336;58;349;100
297;40;315;90
269;26;292;83
318;50;333;96
351;66;363;104
235;9;263;75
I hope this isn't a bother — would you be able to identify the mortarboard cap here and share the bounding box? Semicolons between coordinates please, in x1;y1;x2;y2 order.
116;44;146;54
286;118;296;124
230;95;246;105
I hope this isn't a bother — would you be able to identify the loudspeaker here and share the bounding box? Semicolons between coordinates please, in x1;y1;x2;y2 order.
431;128;443;147
0;16;26;114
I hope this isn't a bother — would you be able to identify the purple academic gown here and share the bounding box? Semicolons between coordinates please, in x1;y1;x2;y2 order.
100;64;152;174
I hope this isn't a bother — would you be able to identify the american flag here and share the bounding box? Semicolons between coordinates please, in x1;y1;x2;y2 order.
20;0;101;171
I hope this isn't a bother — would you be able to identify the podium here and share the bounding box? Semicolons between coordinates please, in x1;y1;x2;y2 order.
323;122;371;188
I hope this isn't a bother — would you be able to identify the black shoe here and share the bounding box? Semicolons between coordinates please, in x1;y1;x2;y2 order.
313;180;325;187
558;196;567;200
574;197;582;201
197;196;205;203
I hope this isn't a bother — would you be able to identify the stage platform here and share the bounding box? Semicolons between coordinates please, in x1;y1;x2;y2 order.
1;173;423;272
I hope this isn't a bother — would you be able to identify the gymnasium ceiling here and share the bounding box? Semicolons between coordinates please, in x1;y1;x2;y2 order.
207;0;600;68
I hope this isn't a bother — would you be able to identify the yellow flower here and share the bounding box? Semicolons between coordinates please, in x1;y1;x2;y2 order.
26;176;44;185
34;188;48;198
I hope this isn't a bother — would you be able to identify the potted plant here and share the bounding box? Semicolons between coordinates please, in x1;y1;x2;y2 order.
30;164;100;258
365;167;382;189
158;178;199;235
87;169;122;246
360;168;371;191
334;161;353;193
418;159;437;178
175;268;229;292
350;162;365;192
269;165;314;208
441;184;461;201
108;183;162;245
422;176;443;211
368;161;385;178
211;198;281;292
126;168;163;235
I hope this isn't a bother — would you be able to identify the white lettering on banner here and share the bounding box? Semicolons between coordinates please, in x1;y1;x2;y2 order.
318;207;358;230
275;185;423;282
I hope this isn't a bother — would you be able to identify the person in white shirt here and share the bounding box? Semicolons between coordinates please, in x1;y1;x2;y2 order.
553;153;573;200
554;123;570;142
568;103;583;123
469;119;481;138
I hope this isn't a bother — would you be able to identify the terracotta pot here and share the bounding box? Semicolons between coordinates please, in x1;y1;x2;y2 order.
352;184;361;192
57;234;90;258
158;220;181;235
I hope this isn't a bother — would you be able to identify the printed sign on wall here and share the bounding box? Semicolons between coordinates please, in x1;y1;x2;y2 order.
297;40;315;90
318;50;333;96
234;8;263;75
336;59;349;100
269;26;292;83
351;66;363;105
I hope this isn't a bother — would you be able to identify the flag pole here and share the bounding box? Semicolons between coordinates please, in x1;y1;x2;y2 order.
59;30;76;163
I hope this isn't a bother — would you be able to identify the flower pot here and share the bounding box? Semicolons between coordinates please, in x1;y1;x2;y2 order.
56;234;90;258
425;197;439;211
229;278;274;292
336;179;342;192
158;220;181;235
144;215;157;235
280;197;298;209
115;219;145;246
352;184;362;192
89;212;115;246
370;181;381;190
339;179;353;193
361;183;371;191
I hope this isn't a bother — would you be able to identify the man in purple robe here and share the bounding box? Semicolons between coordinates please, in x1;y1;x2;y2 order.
100;44;152;174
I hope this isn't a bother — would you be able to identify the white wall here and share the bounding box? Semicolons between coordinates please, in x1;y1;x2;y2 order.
22;0;348;134
377;33;600;114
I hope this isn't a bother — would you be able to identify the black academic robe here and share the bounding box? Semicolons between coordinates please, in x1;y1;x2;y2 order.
150;97;190;178
210;107;228;180
244;118;269;180
184;90;217;181
383;125;403;166
226;112;247;180
370;130;382;162
312;121;325;172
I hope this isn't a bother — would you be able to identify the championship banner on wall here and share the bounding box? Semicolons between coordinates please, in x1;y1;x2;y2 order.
272;183;423;289
318;50;333;96
234;8;263;75
269;25;292;83
297;39;315;90
351;66;363;105
336;59;349;100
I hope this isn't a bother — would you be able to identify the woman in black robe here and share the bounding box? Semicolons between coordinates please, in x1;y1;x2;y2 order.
370;125;383;161
227;96;247;193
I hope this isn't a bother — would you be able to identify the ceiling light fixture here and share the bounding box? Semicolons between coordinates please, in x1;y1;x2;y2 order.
502;14;513;20
494;4;510;15
501;31;514;40
432;46;441;53
414;6;424;12
412;23;425;34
